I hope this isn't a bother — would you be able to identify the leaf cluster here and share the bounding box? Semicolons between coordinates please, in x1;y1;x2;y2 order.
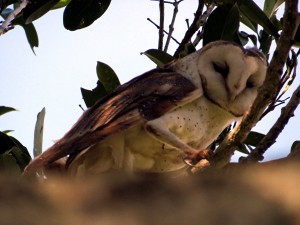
0;0;111;52
0;107;32;176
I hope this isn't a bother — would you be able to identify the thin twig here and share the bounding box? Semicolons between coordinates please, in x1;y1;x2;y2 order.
164;0;183;52
192;30;203;47
260;51;298;119
147;18;180;44
173;0;205;58
212;0;299;168
0;0;29;35
241;83;300;163
158;0;164;50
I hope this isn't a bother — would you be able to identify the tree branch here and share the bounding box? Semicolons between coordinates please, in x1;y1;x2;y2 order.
212;0;299;168
164;0;183;52
241;83;300;163
173;0;205;58
0;0;29;36
147;18;180;44
158;0;164;50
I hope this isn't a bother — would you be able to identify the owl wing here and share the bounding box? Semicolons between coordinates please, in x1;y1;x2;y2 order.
24;68;202;174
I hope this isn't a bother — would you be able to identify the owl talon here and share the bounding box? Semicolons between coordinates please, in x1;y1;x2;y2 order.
184;149;213;165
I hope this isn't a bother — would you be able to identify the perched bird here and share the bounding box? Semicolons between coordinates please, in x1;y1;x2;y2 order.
24;41;267;176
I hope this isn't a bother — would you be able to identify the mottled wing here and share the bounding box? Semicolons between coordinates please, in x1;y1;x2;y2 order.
24;68;201;174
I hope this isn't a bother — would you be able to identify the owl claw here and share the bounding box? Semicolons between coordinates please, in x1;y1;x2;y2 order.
184;149;213;166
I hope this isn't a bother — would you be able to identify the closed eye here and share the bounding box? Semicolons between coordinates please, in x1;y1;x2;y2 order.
212;62;229;78
246;78;255;88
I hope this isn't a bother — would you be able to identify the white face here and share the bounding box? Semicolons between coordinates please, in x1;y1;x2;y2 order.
197;42;267;117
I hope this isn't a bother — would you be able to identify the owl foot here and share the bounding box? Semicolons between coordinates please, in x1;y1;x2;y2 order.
184;149;213;166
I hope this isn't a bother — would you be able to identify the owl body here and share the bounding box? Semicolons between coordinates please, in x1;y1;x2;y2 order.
68;96;237;175
24;41;267;176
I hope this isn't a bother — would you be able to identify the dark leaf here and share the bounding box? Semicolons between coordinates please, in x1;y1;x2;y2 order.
96;61;120;94
239;11;257;33
0;106;17;116
0;0;18;13
2;130;14;134
0;149;22;176
0;131;30;156
293;15;300;47
179;43;196;58
203;4;240;46
236;144;250;154
0;132;31;171
270;14;282;31
248;34;257;46
142;49;175;68
81;81;107;108
13;15;39;53
237;0;279;38
23;0;60;24
63;0;111;31
259;30;273;55
10;146;31;171
244;131;265;147
238;31;249;46
1;7;12;18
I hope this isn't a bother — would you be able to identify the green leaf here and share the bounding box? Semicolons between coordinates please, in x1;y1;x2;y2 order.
259;30;273;55
263;0;285;18
96;61;120;94
178;43;196;58
63;0;111;31
240;11;257;33
0;132;31;171
237;0;279;38
203;4;240;46
81;81;107;108
33;108;45;157
23;0;60;24
0;149;22;176
0;106;17;116
293;15;300;47
2;130;14;134
244;131;265;147
142;49;175;68
12;15;39;54
52;0;71;9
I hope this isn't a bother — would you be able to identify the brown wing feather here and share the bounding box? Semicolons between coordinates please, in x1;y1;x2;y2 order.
24;68;198;174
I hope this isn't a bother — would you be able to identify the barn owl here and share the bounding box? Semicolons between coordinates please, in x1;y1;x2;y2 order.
24;41;267;176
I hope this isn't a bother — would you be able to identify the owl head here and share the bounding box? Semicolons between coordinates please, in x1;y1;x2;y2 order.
170;41;267;117
196;41;267;117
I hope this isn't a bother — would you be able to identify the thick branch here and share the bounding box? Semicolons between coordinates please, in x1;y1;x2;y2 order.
0;0;29;35
212;0;299;168
173;0;205;58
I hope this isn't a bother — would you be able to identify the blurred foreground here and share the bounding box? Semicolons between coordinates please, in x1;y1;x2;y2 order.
1;162;300;225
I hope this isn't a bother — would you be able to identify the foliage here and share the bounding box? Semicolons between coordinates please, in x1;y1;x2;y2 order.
0;0;111;51
0;0;299;176
0;113;32;175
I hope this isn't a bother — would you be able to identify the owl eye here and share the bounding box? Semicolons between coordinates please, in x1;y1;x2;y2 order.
246;80;255;88
212;62;229;78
